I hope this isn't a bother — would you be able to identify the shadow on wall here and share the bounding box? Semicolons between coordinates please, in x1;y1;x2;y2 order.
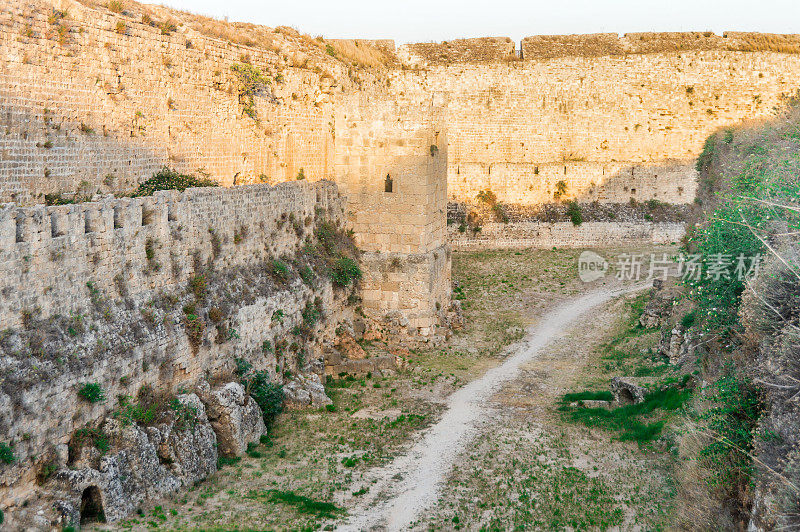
448;160;698;205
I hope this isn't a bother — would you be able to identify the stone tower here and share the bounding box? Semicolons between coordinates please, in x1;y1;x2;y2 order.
334;94;450;335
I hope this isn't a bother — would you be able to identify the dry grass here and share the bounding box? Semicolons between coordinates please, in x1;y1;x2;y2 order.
325;39;397;68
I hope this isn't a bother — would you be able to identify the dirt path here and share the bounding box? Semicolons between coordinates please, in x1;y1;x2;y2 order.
339;283;650;531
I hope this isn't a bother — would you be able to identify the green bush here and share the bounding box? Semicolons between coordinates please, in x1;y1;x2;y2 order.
566;201;583;226
78;383;106;403
266;489;344;518
330;256;361;287
559;386;691;443
132;167;217;197
299;265;315;286
0;442;15;464
73;428;110;454
699;372;762;491
248;371;284;426
235;358;284;427
301;299;322;326
231;62;270;119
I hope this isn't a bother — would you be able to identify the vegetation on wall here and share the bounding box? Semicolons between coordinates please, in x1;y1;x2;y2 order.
132;167;218;197
230;62;271;120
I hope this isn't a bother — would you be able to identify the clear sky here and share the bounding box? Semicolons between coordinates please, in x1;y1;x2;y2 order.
148;0;800;44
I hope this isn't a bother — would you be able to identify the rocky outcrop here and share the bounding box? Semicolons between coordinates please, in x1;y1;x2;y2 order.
284;373;332;408
662;326;696;365
51;394;217;527
197;381;266;457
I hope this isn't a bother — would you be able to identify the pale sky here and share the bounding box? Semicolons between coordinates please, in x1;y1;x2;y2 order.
148;0;800;44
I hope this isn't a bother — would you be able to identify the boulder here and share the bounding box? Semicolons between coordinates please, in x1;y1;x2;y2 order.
199;382;266;457
610;377;648;405
284;373;332;408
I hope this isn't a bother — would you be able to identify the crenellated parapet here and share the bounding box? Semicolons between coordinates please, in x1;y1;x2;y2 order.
0;180;344;330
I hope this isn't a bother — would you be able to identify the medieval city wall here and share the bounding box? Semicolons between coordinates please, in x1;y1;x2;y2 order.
0;0;342;204
389;47;800;205
449;220;685;250
0;180;355;509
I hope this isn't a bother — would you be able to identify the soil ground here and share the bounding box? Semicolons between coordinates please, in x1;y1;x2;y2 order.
97;244;680;531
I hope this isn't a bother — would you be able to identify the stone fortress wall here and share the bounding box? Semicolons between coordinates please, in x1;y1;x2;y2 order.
0;179;354;516
1;0;800;524
393;33;800;205
0;0;340;203
0;180;341;329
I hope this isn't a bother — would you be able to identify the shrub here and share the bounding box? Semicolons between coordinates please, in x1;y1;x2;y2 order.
78;383;105;403
236;360;284;426
296;167;305;180
132;167;217;197
301;299;322;326
699;372;762;493
73;428;110;454
184;313;205;348
114;396;157;426
299;265;315;286
330;256;361;287
0;443;15;464
566;201;583;226
325;44;337;57
169;398;198;430
158;20;177;35
107;0;123;12
476;189;497;206
188;274;207;300
266;489;344;518
230;62;270;119
554;180;569;200
115;21;126;34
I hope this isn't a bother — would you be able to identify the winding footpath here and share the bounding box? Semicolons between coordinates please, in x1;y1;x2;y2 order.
339;283;650;531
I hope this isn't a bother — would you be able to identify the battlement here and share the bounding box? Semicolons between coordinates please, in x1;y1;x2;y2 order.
400;31;800;64
0;180;344;329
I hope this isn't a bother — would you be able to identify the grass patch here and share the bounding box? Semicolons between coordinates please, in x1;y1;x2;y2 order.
561;390;614;403
264;489;345;519
559;386;692;442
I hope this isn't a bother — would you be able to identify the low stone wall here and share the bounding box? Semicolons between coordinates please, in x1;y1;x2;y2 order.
449;221;685;250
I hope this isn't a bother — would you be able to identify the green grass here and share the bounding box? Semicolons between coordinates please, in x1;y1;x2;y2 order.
561;390;614;403
264;489;345;519
559;386;692;443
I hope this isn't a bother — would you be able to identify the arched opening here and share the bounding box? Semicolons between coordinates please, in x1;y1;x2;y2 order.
80;486;105;525
617;389;635;405
384;174;393;193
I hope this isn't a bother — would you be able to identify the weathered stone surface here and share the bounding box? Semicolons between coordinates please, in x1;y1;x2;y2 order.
199;382;266;457
610;377;648;405
335;333;368;360
49;394;217;526
284;373;332;408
